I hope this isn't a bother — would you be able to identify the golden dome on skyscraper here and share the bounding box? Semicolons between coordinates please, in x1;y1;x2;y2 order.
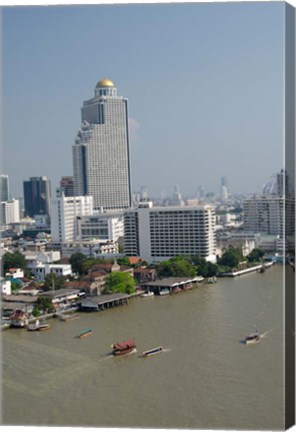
96;78;115;88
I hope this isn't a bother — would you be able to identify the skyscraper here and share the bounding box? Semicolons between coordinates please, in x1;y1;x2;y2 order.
23;176;51;218
73;78;131;211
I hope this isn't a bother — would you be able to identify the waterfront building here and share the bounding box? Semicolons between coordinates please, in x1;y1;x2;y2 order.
73;78;131;210
124;201;216;263
23;176;51;218
51;188;93;242
60;176;75;197
0;174;9;201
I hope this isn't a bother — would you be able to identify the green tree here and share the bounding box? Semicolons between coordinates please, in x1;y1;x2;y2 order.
157;256;196;278
3;251;27;273
247;248;265;263
191;256;218;277
43;273;64;291
69;253;88;275
34;296;55;314
218;247;243;269
11;279;22;292
102;272;136;294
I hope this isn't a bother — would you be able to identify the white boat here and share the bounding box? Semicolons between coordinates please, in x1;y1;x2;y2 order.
243;332;261;344
28;320;50;331
159;288;170;296
141;291;154;298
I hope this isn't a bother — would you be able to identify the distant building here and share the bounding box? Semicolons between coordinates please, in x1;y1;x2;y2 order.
243;195;294;236
1;199;20;225
51;188;93;242
0;174;9;201
23;176;51;218
32;263;72;281
76;210;124;242
124;202;216;263
72;78;131;210
60;176;75;197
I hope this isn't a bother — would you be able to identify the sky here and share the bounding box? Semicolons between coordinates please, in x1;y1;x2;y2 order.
1;1;286;199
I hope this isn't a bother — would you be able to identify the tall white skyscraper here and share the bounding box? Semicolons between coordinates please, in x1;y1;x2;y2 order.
73;78;131;211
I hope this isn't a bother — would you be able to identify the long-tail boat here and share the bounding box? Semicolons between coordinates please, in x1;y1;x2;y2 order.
112;338;136;356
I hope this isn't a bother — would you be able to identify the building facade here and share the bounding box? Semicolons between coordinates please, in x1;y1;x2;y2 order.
73;78;131;210
1;199;20;225
60;176;75;197
76;211;124;242
243;196;291;236
23;176;51;218
124;202;217;263
51;188;93;242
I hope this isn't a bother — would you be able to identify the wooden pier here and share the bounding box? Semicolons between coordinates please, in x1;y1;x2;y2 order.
79;293;130;312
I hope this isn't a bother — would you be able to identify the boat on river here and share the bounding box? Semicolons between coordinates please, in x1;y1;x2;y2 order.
58;313;80;322
243;331;261;344
28;320;50;331
112;338;136;356
142;346;163;357
78;328;93;338
141;291;154;298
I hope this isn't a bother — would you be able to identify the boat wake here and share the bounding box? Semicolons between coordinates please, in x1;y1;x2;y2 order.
260;329;273;338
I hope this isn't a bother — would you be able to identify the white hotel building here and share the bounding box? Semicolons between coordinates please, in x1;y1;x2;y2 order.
124;202;216;263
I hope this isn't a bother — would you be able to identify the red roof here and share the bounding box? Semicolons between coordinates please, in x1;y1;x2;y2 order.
128;257;141;265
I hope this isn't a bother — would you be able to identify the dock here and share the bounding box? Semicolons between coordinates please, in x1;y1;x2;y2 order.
79;293;130;312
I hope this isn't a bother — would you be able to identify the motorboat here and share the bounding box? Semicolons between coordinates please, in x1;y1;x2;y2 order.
28;321;50;331
141;291;154;298
243;331;261;344
112;338;136;356
142;346;163;357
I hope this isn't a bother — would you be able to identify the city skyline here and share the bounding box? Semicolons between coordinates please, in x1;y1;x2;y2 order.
2;2;285;198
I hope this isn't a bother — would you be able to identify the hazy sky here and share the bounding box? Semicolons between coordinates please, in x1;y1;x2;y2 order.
2;1;285;198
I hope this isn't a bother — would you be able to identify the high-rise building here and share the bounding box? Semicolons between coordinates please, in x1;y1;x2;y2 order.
243;195;294;236
51;188;93;242
0;174;9;202
23;176;51;218
124;202;217;263
73;78;131;211
60;176;74;197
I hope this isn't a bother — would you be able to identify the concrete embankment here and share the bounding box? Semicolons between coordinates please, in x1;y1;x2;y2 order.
219;262;274;277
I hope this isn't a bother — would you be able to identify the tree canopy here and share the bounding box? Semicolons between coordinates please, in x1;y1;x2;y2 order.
217;247;243;269
102;271;136;295
3;251;27;273
43;273;64;291
247;248;265;263
157;256;196;278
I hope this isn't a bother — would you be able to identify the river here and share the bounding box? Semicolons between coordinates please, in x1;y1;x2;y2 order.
1;265;286;430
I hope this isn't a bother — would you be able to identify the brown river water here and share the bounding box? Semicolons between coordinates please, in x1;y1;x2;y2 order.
1;265;286;430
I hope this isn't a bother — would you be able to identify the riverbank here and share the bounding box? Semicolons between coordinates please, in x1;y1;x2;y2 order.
219;261;274;277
